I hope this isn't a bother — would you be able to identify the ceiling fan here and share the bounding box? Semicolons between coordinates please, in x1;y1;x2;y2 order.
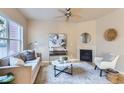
55;8;82;22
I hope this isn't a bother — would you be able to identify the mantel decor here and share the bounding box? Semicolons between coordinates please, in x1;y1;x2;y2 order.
104;28;118;41
80;33;91;43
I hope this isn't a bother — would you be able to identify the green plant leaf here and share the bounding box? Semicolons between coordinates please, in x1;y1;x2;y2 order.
0;19;4;24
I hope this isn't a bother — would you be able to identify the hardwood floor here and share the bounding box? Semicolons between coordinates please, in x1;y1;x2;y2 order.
34;64;49;84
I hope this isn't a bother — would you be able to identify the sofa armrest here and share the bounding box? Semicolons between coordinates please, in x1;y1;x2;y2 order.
0;66;32;84
0;66;22;69
37;53;42;61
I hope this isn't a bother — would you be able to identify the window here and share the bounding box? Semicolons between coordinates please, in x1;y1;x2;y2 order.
0;15;23;58
0;40;7;58
9;21;23;55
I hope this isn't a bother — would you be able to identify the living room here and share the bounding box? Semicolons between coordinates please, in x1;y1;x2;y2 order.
0;8;124;84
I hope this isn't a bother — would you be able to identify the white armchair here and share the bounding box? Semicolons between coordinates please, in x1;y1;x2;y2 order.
94;53;120;77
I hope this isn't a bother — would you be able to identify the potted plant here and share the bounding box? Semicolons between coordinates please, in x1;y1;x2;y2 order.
62;56;68;61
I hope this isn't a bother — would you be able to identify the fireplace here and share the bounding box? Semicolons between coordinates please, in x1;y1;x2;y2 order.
80;49;92;62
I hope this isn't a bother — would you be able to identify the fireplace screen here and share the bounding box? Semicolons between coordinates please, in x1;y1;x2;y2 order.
80;49;92;62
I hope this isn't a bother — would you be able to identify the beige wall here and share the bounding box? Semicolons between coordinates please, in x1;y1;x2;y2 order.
28;20;96;61
0;8;28;49
28;21;77;61
96;9;124;72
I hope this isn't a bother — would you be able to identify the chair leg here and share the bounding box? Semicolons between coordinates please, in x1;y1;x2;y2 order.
94;65;97;70
100;70;102;77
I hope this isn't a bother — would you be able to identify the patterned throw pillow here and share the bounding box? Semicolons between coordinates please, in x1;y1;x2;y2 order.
13;53;26;62
20;53;27;62
24;50;36;61
13;54;22;59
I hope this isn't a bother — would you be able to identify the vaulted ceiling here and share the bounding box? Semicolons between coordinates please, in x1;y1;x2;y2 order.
18;8;118;22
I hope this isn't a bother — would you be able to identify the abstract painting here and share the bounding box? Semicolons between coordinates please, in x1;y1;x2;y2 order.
49;33;66;49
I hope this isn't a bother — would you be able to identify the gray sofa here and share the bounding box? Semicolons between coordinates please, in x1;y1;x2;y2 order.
0;50;42;84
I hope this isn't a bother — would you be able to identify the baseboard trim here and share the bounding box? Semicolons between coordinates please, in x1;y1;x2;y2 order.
118;71;124;75
42;61;49;63
114;68;124;75
41;61;50;66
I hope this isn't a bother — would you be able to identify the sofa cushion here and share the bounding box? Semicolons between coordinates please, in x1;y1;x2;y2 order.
25;62;37;70
25;57;40;63
25;57;40;70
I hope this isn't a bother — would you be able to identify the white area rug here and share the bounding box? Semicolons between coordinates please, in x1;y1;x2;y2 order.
35;62;111;84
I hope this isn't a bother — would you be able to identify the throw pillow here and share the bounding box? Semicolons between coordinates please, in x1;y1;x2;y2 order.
35;52;37;58
20;53;27;62
24;50;36;61
10;57;25;66
16;58;25;66
13;54;22;60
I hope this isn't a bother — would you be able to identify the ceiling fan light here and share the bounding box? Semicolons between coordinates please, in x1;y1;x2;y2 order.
67;14;70;17
67;11;70;13
57;8;81;22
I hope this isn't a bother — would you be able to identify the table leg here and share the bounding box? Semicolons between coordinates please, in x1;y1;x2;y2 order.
54;64;73;77
54;65;56;77
71;64;73;75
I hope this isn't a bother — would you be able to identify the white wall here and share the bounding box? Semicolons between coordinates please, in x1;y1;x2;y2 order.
96;9;124;72
28;20;96;61
0;8;28;49
77;20;96;59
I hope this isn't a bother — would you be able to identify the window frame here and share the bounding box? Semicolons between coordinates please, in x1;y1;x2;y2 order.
0;15;23;58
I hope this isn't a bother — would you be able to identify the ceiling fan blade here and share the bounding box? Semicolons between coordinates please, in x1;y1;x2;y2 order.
70;15;82;21
68;15;82;22
54;15;65;19
71;14;82;18
58;9;66;14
